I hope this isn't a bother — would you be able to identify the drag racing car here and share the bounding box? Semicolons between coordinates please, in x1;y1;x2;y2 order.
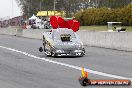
39;28;85;57
39;16;85;57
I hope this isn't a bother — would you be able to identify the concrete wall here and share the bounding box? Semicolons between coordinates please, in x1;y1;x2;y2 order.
23;29;44;39
0;28;132;51
77;31;132;51
0;27;23;36
0;27;17;35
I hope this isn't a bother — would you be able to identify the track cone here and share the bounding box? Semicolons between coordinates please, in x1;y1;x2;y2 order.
81;67;88;78
79;67;90;86
81;67;85;77
85;71;88;78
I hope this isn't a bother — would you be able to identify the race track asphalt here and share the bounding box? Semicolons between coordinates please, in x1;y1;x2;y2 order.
0;34;132;88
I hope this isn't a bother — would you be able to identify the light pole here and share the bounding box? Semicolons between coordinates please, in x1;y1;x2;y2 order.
54;0;56;15
12;0;14;18
28;1;30;18
40;0;42;11
95;0;98;8
89;0;91;2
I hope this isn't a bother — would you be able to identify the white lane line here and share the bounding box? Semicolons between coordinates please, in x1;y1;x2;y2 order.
0;45;132;81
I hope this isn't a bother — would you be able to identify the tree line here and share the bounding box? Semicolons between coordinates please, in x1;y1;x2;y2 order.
16;0;131;17
74;4;132;26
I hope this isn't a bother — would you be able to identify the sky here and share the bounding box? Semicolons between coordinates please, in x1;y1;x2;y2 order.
0;0;21;18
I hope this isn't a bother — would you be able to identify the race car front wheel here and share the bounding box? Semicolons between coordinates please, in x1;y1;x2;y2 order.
39;47;43;52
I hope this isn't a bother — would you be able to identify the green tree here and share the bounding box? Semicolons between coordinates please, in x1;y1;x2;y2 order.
74;4;132;26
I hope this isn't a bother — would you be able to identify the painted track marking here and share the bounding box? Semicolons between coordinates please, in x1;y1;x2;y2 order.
0;45;132;81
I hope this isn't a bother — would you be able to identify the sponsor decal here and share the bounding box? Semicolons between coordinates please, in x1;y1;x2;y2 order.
79;67;131;86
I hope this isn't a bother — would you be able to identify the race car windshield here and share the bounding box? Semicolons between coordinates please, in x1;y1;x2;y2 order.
52;29;76;40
